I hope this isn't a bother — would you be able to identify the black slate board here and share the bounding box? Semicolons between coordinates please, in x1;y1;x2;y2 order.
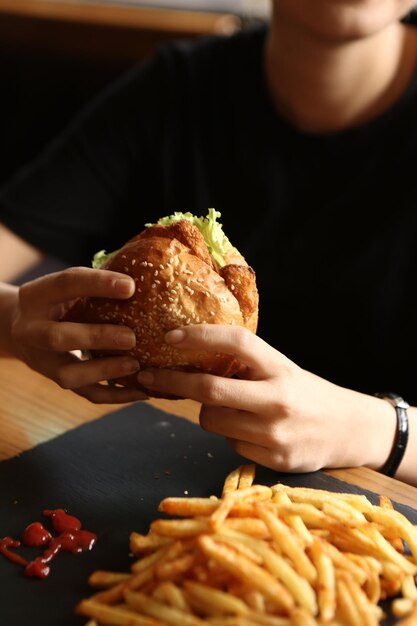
1;402;416;625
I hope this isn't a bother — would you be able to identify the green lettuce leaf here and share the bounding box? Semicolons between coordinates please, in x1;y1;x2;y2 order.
146;208;231;267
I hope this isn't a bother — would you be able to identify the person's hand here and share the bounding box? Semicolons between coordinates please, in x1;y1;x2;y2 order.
10;267;148;403
136;324;396;473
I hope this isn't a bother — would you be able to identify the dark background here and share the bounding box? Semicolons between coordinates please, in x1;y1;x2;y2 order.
0;6;246;281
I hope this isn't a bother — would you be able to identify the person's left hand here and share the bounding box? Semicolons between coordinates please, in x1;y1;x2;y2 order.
136;324;394;473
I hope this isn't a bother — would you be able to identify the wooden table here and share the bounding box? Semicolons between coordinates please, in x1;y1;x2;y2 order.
1;356;417;509
0;0;242;61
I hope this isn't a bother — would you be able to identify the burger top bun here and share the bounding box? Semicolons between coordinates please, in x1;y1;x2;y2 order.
64;210;258;393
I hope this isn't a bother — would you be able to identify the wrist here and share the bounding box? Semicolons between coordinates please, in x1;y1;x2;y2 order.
325;387;396;470
362;395;398;471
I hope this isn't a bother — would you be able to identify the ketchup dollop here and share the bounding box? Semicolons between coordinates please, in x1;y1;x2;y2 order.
0;508;97;579
22;522;52;547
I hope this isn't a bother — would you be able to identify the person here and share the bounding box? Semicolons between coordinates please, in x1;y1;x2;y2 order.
0;0;416;485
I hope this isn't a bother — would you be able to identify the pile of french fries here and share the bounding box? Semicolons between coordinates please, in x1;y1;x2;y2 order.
77;464;417;626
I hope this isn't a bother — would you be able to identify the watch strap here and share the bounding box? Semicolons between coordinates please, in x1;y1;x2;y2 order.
375;392;409;477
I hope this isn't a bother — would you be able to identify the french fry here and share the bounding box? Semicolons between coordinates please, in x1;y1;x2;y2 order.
159;497;218;517
125;590;205;626
361;556;382;604
285;514;314;547
366;507;417;561
361;525;417;575
256;504;317;583
243;589;266;612
76;598;161;625
210;485;272;531
402;575;417;600
237;464;256;490
77;465;417;626
222;467;242;495
198;535;295;613
89;582;126;605
223;517;269;538
339;571;379;626
150;518;209;538
184;580;249;616
271;485;373;513
392;598;417;618
290;607;319;626
396;602;417;626
131;541;181;574
153;581;190;611
335;578;364;626
212;532;264;564
275;502;332;529
322;500;367;526
260;544;317;614
155;552;195;581
130;531;173;555
309;539;336;622
88;570;131;589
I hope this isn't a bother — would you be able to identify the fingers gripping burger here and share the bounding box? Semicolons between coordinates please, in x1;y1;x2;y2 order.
65;210;258;391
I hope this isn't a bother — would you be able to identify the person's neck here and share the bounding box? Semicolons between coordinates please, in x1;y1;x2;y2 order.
265;17;417;133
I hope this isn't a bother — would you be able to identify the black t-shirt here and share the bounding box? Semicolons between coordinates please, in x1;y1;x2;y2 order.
2;26;417;402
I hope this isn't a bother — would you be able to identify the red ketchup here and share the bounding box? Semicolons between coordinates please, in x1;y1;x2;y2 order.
0;508;97;579
43;509;81;534
0;537;28;567
22;522;52;547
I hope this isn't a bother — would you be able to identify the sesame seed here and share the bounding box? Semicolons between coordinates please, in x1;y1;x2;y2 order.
159;264;164;270
147;262;154;267
140;261;148;267
154;270;158;276
131;259;136;265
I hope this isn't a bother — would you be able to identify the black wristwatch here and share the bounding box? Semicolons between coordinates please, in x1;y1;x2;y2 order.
375;392;409;477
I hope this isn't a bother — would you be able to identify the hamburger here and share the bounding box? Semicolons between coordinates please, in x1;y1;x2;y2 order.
65;209;258;391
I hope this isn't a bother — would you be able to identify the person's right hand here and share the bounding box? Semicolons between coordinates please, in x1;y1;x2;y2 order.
10;267;147;403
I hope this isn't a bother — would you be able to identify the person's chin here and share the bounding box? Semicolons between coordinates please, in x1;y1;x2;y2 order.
275;0;409;42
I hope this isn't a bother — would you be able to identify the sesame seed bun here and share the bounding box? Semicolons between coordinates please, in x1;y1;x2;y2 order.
64;220;258;394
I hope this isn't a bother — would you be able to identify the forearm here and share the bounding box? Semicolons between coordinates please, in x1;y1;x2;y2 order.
0;283;18;357
0;223;43;282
